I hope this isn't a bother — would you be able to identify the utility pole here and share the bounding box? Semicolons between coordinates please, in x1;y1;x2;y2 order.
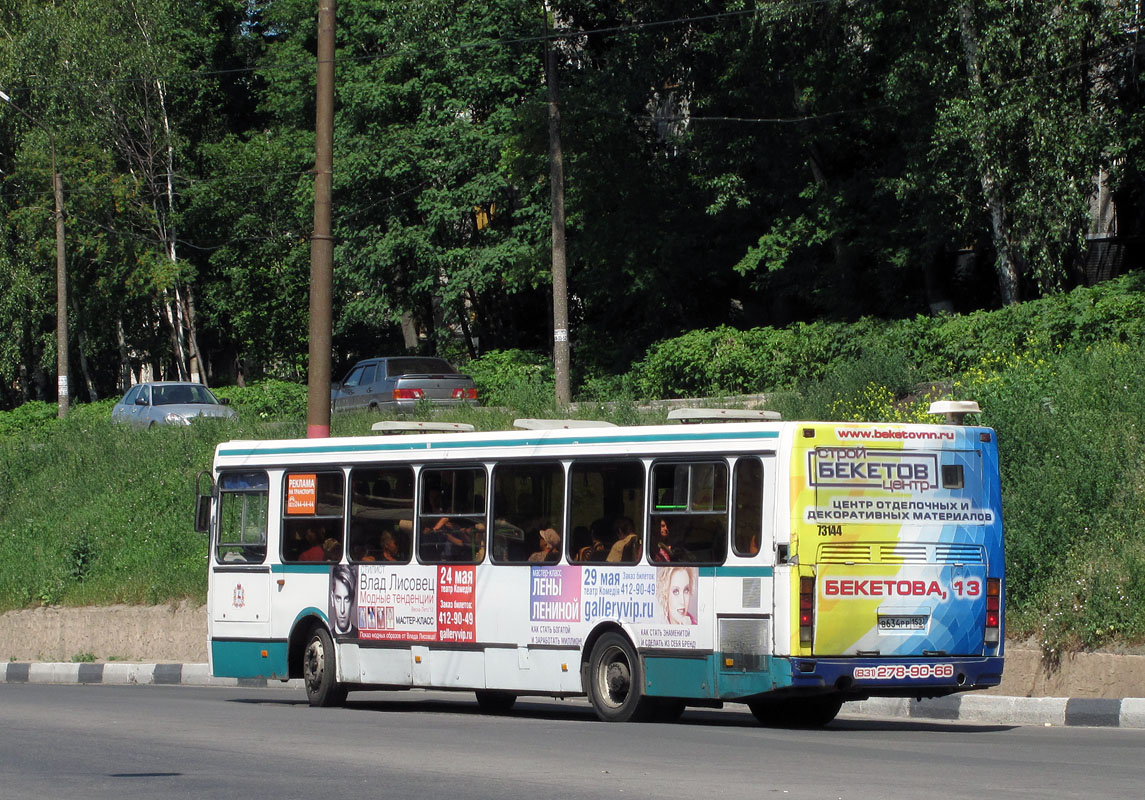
307;0;336;438
0;89;68;418
545;15;571;408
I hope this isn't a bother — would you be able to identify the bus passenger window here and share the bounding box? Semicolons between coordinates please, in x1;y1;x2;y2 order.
282;471;345;563
567;460;645;565
215;471;269;564
491;462;565;565
732;458;764;557
349;466;413;563
649;461;728;565
418;467;486;564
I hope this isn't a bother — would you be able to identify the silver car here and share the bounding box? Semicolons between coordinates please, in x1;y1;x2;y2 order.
331;357;478;413
111;381;238;428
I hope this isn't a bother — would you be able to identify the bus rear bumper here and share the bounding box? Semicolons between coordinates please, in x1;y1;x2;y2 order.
783;655;1004;696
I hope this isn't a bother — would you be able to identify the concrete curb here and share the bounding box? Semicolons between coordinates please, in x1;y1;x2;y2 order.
4;662;1143;728
1;662;301;691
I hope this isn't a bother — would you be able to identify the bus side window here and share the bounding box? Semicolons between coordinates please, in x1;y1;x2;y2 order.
491;462;565;565
649;461;728;565
348;466;413;563
568;460;645;565
281;471;345;563
215;471;269;564
418;467;487;564
732;458;764;557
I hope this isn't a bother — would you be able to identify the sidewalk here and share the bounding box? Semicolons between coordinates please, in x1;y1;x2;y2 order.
4;661;1143;729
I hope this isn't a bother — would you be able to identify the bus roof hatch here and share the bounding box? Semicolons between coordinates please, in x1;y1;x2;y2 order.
927;400;981;425
513;418;617;430
667;408;781;423
371;421;476;434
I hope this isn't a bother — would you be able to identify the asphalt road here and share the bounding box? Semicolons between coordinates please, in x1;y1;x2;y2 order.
1;684;1142;800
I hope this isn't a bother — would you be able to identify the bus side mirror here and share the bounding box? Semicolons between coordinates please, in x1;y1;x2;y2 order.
194;470;214;533
194;494;211;533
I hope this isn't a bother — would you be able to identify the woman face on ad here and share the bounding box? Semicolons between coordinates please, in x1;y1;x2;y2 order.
666;568;693;624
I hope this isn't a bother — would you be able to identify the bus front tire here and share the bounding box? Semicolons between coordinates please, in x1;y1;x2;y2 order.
475;690;516;714
748;694;842;728
586;632;656;722
303;627;347;707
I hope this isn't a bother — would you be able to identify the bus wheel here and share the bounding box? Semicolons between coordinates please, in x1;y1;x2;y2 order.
303;627;347;707
475;690;516;715
587;632;655;722
748;694;842;728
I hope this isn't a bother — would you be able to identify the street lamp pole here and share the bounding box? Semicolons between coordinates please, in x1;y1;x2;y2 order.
0;89;69;418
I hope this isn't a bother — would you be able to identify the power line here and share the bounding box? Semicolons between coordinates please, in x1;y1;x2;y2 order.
1;1;833;94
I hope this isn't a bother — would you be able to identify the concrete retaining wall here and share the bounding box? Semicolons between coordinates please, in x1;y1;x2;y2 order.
0;602;206;664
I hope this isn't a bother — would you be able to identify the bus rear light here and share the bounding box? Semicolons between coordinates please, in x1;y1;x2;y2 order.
984;578;1001;645
393;388;424;400
799;576;815;646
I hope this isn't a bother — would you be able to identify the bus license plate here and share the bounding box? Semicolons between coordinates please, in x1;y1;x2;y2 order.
878;614;928;631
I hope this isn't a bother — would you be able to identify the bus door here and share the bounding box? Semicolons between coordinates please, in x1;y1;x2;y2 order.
714;455;778;698
209;471;275;677
806;445;996;658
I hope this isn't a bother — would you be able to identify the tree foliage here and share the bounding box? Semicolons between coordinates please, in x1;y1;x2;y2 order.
1;0;1143;408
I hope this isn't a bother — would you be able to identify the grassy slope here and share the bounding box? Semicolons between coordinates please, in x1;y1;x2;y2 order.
3;284;1145;656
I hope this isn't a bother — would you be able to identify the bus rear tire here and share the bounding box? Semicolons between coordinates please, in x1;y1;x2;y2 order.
587;632;656;722
475;690;516;714
303;627;347;707
748;694;842;728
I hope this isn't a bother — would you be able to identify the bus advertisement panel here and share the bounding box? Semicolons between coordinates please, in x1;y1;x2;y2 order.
791;425;1003;663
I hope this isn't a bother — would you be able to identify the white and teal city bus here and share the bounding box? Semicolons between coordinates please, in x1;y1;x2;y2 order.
196;410;1004;724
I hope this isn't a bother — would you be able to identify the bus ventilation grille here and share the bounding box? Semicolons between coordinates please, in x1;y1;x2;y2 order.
742;577;762;608
720;618;769;672
818;543;985;564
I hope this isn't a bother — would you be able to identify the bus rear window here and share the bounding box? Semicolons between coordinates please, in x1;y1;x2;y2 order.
942;464;965;489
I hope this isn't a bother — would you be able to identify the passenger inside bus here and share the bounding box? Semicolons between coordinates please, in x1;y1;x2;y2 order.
360;529;403;563
297;528;329;560
651;517;675;562
583;519;614;562
423;515;484;562
606;518;640;562
571;526;597;561
528;527;561;562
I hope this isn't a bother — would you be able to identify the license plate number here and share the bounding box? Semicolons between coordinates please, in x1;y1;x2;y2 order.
878;614;928;631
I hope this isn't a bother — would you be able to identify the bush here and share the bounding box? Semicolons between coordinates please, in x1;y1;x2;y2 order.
0;401;57;437
633;274;1145;401
465;349;556;415
213;379;307;420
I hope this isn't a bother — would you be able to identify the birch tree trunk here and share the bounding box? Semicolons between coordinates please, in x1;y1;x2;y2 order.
958;1;1021;305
